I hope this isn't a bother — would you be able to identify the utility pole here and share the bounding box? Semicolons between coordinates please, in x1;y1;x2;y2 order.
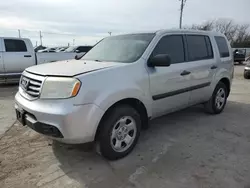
73;39;75;46
39;31;43;46
18;29;21;38
179;0;187;29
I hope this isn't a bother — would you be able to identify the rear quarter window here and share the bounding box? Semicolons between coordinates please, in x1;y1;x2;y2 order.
214;36;230;58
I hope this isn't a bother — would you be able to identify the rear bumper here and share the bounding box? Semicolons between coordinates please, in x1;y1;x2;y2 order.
234;57;245;62
15;92;104;144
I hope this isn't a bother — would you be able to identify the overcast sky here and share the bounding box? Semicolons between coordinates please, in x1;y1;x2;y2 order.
0;0;249;46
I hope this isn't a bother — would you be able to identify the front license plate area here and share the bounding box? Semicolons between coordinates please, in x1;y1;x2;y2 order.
16;109;25;125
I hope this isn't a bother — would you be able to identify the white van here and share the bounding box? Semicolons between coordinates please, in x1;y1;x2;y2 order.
15;29;234;160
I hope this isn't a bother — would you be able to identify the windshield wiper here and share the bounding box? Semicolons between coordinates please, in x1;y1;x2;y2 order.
94;59;102;62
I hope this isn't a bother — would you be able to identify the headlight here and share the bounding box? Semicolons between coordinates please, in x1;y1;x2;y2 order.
40;77;81;99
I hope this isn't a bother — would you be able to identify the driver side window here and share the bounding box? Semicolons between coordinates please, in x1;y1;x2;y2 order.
151;35;185;64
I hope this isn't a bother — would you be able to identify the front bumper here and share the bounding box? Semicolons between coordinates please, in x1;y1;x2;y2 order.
15;92;104;144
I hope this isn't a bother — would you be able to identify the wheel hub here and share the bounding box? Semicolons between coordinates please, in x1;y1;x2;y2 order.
110;116;137;152
116;126;128;140
215;88;226;109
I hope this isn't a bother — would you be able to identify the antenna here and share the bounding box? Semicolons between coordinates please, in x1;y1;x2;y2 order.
179;0;187;29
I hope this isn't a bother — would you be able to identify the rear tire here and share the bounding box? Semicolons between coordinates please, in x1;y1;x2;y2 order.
204;82;228;114
96;105;141;160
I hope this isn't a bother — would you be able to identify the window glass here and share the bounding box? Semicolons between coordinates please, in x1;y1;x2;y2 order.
186;35;209;61
4;39;27;52
151;35;185;64
215;36;230;58
83;33;155;63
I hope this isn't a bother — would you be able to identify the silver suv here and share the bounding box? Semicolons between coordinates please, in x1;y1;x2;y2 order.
15;30;234;160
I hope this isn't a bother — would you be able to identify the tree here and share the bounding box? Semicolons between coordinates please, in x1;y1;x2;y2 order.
187;19;250;47
190;20;214;31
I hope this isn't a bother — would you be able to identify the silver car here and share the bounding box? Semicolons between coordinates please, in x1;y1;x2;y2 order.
15;29;234;160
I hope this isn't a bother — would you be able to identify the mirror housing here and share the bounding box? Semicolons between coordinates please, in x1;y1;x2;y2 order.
75;49;80;53
147;54;171;67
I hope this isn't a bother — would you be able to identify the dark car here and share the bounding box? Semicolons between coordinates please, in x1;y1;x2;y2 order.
64;46;92;53
234;49;246;64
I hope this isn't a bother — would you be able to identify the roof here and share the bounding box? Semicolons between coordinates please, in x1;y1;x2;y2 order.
155;29;225;36
0;37;30;40
112;29;225;37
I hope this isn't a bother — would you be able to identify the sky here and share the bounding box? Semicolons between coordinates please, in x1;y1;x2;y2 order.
0;0;249;46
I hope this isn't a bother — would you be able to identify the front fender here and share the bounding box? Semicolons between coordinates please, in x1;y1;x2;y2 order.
94;86;152;118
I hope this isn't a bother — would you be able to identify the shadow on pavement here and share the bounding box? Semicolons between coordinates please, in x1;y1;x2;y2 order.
52;101;250;188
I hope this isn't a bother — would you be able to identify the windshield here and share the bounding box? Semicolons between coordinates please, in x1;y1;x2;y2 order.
65;46;76;52
82;33;155;63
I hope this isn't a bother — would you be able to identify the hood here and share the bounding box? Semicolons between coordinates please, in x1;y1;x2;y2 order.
26;60;122;76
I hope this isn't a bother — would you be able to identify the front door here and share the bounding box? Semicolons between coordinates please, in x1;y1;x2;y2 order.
147;35;191;118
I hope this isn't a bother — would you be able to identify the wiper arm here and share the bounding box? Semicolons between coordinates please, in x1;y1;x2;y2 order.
94;59;102;62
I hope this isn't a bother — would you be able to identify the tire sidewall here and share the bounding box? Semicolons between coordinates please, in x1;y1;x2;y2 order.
211;82;228;113
99;105;141;160
244;71;250;79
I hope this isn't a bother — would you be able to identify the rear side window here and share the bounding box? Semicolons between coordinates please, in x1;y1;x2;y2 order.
186;35;213;61
4;39;27;52
215;36;230;58
151;35;185;64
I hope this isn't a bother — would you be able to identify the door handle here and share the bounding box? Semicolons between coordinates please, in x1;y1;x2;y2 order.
24;55;32;57
180;70;191;76
211;65;217;69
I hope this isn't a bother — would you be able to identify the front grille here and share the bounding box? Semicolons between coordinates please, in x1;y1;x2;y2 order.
20;75;43;98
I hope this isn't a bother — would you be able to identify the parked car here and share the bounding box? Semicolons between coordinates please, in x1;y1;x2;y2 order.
55;47;68;52
64;46;93;59
0;37;86;82
34;45;46;52
64;46;92;53
244;63;250;79
38;47;56;53
234;49;246;64
15;30;233;160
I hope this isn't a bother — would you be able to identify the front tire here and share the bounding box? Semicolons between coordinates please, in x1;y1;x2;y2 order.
97;105;141;160
204;82;228;114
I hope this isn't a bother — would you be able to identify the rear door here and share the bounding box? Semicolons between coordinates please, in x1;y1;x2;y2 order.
3;39;34;75
0;38;4;74
185;35;216;105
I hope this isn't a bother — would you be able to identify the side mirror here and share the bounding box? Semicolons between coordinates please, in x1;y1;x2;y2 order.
147;54;171;67
75;49;80;53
